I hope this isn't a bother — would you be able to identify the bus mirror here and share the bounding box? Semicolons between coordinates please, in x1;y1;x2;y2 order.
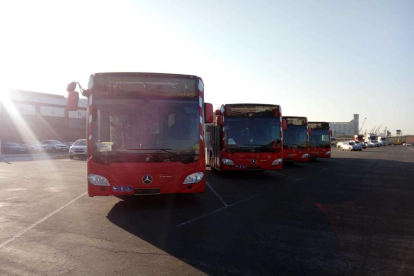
204;103;214;124
217;115;223;126
330;130;333;137
67;91;79;111
215;109;220;115
282;119;287;132
67;82;77;92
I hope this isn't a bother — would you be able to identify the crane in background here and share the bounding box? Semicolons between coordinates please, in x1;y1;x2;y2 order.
375;125;382;135
359;117;366;134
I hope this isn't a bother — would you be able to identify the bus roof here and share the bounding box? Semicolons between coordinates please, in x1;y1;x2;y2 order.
92;72;198;79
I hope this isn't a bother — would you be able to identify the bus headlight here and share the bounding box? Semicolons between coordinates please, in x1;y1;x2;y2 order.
183;172;204;184
272;158;283;166
301;154;309;159
221;159;234;165
88;174;110;186
326;151;331;155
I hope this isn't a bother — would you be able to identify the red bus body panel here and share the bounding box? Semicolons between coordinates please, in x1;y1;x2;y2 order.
218;151;283;171
87;158;206;196
282;149;309;162
308;147;331;158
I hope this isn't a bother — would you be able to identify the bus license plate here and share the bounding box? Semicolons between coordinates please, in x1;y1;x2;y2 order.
135;188;160;195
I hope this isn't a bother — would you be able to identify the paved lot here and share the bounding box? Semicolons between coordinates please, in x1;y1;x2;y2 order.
0;146;413;275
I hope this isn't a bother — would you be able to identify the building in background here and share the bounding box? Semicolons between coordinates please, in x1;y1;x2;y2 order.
0;90;87;143
329;114;359;137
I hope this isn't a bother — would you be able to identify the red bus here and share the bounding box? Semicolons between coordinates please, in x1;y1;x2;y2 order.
282;116;310;162
205;104;286;171
308;122;332;160
66;72;213;197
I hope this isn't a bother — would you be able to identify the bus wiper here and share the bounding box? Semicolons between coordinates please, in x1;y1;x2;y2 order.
127;148;172;151
127;148;195;164
96;154;127;165
242;144;264;147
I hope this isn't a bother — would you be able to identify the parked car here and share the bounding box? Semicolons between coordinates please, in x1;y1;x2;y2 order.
355;141;366;149
1;142;28;154
403;143;413;146
41;140;69;152
366;141;375;148
341;141;362;151
21;141;47;152
64;142;74;147
18;143;29;151
69;139;87;159
336;141;345;148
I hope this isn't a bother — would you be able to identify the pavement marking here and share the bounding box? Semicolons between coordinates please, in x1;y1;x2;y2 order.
206;181;228;207
2;197;19;201
5;188;27;192
0;170;61;184
0;202;12;208
314;203;349;271
177;194;260;227
0;192;87;250
407;147;414;153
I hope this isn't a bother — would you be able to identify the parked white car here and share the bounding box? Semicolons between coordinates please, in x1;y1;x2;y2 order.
403;143;413;146
69;139;87;159
41;140;69;152
341;141;362;151
336;141;345;148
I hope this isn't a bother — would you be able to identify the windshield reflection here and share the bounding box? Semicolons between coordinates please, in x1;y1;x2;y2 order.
283;125;308;149
309;129;330;148
92;99;200;163
224;118;281;152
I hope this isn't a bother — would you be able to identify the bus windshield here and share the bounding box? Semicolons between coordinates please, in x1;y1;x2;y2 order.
224;117;281;152
92;99;200;163
284;125;308;150
310;129;330;148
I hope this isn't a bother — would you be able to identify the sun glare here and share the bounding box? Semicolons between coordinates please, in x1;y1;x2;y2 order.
1;90;21;116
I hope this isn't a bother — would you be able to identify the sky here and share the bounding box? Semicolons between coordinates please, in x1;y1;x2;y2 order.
1;0;413;134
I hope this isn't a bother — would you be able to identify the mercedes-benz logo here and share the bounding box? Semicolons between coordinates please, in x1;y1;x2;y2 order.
251;159;256;165
142;174;153;185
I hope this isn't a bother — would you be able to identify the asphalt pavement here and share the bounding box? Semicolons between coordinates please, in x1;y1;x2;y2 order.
0;146;413;275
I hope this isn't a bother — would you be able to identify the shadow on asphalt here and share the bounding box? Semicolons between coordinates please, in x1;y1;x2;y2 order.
106;157;414;276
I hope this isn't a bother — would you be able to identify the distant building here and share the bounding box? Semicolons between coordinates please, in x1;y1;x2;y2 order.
0;90;87;143
329;114;359;137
